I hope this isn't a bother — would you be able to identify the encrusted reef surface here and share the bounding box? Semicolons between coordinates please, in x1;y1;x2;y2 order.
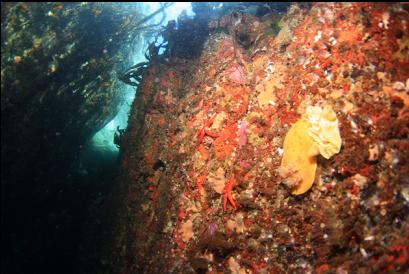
1;2;138;182
102;3;408;274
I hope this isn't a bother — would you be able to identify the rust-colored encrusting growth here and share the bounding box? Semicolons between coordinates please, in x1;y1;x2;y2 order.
105;3;409;274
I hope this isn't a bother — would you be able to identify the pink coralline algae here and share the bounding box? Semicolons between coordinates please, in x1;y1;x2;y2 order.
227;64;246;85
240;160;250;168
238;120;248;147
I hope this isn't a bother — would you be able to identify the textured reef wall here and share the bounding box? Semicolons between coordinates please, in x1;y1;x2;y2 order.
1;3;144;273
1;2;136;182
102;3;409;274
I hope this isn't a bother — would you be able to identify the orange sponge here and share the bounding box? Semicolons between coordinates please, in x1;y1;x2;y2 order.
279;105;341;195
279;119;318;195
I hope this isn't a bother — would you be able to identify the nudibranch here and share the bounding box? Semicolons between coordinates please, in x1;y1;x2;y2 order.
279;104;341;195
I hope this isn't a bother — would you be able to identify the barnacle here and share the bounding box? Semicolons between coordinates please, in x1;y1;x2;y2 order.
279;105;341;195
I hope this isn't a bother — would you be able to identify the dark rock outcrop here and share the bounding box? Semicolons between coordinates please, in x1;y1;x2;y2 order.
1;3;145;273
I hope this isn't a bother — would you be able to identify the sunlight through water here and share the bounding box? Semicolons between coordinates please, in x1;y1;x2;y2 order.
90;2;193;153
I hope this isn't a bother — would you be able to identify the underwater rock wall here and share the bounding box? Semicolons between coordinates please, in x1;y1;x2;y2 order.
107;3;409;273
1;3;143;273
1;2;136;182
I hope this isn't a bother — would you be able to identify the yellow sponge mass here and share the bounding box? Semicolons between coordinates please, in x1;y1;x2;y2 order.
279;104;341;195
279;119;318;195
